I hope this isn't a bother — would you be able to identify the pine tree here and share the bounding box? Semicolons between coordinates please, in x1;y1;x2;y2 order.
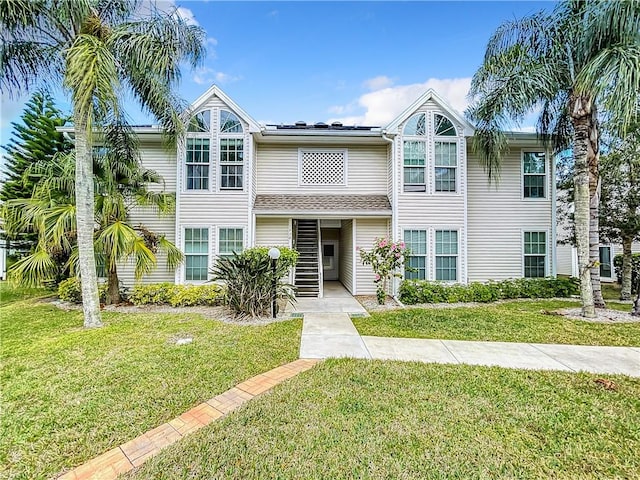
1;91;72;203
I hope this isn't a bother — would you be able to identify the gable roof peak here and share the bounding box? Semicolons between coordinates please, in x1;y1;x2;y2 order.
187;84;260;132
384;88;474;136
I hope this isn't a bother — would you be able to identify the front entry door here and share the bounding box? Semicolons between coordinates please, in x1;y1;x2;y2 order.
322;241;339;281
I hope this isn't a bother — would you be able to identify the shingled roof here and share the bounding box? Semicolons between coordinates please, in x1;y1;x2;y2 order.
253;194;391;214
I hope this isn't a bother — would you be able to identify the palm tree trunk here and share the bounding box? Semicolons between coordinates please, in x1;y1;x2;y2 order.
74;107;102;327
106;263;120;305
571;95;596;318
632;274;640;317
587;108;605;309
620;237;633;301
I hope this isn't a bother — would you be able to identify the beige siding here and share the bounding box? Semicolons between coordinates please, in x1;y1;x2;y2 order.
255;217;290;246
117;142;177;286
467;148;554;281
355;218;390;294
339;220;354;293
556;244;575;276
256;144;388;194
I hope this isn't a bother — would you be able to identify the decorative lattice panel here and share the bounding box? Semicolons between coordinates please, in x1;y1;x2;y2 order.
301;151;345;185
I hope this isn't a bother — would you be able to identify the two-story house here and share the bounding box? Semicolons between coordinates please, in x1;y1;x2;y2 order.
118;85;556;297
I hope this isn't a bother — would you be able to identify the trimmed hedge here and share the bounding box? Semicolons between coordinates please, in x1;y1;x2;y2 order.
57;278;112;304
399;277;579;305
129;283;224;307
614;253;640;294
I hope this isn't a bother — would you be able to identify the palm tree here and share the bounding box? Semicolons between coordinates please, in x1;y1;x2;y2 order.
467;0;640;318
0;0;205;327
3;123;183;304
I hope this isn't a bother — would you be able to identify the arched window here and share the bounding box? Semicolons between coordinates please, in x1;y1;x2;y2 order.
434;114;456;136
188;110;210;132
403;113;426;136
220;110;243;133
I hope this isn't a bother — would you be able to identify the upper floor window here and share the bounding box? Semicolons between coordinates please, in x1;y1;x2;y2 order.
220;138;244;189
403;112;458;193
434;142;457;192
186;138;210;190
524;231;546;277
434;114;456;136
404;113;426;135
403;141;426;192
220;110;243;133
404;229;427;280
523;152;546;198
188;110;210;132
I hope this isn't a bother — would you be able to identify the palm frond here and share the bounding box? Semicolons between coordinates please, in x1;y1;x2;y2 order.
8;247;57;287
575;44;640;135
130;236;156;279
64;33;121;129
157;235;184;271
97;220;137;269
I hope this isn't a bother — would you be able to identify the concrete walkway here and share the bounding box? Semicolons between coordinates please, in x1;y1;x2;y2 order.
300;313;640;377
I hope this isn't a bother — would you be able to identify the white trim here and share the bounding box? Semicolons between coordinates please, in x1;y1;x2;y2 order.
550;148;557;276
297;148;349;187
462;137;469;284
352;218;358;295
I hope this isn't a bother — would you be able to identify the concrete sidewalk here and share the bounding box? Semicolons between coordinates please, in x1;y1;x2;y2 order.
300;313;640;377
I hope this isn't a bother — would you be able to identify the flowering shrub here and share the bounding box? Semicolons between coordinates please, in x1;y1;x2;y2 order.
359;238;409;304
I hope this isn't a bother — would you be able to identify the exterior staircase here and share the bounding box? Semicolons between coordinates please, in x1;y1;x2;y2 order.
294;219;321;297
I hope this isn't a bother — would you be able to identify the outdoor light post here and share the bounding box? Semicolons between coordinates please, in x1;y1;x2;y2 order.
268;247;281;319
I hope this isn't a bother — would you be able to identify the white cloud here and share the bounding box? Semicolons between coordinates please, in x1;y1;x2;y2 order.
193;67;241;85
363;75;394;91
137;1;199;26
174;6;198;26
328;77;472;127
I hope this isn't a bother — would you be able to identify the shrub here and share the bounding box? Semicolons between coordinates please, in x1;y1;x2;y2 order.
211;246;297;318
57;277;111;304
128;283;225;307
169;284;224;307
129;283;179;306
614;253;640;294
359;238;409;304
399;277;578;304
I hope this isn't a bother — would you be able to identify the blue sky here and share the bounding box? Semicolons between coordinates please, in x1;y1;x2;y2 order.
0;0;555;146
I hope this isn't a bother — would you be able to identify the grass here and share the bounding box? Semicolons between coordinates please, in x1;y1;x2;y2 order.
125;359;640;480
0;281;53;304
601;282;624;301
0;290;302;480
354;300;640;346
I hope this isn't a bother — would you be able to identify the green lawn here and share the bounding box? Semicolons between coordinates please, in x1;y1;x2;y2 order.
125;359;640;480
0;292;302;480
354;300;640;346
0;281;53;304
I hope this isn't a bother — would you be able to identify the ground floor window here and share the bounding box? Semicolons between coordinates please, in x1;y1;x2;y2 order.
435;230;458;281
219;228;244;258
404;229;427;280
524;231;546;278
599;246;612;278
185;228;209;281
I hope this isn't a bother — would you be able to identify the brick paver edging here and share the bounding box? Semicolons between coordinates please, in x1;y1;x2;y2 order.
57;359;320;480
